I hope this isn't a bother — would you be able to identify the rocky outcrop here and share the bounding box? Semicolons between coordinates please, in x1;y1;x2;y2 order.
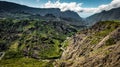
55;21;120;67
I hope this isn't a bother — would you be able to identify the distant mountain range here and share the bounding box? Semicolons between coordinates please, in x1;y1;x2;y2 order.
86;7;120;25
1;1;120;26
0;1;84;25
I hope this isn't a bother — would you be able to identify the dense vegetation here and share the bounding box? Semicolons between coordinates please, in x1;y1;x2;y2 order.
0;18;84;66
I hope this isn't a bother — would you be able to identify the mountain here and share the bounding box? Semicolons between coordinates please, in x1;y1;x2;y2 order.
56;21;120;67
86;7;120;25
0;18;86;66
0;1;87;66
0;1;84;25
0;18;85;58
1;1;120;67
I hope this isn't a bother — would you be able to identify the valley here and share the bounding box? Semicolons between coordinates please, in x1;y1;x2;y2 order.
0;1;120;67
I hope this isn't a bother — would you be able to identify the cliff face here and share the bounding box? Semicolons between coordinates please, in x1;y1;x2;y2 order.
55;21;120;67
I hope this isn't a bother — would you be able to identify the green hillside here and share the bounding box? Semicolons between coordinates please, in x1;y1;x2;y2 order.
0;18;84;66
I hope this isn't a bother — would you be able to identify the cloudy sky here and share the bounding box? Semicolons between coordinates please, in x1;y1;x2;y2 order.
1;0;120;18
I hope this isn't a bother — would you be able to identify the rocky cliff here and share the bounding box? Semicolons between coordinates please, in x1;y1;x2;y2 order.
55;21;120;67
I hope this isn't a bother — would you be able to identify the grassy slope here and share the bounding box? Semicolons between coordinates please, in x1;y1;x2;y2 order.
0;57;53;67
0;18;82;66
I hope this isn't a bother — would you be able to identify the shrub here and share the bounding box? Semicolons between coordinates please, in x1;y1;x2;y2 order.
106;38;115;46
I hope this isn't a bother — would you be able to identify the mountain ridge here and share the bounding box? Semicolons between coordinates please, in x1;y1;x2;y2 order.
0;1;84;25
85;7;120;25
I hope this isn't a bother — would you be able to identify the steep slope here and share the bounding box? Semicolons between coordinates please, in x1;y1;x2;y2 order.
0;18;85;59
56;21;120;67
0;1;83;25
0;18;86;66
86;7;120;25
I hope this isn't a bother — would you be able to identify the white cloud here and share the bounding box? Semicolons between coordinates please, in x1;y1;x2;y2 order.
44;0;83;12
95;0;120;13
44;0;82;12
43;0;120;14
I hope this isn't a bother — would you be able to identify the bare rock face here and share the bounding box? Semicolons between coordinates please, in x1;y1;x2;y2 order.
55;21;120;67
